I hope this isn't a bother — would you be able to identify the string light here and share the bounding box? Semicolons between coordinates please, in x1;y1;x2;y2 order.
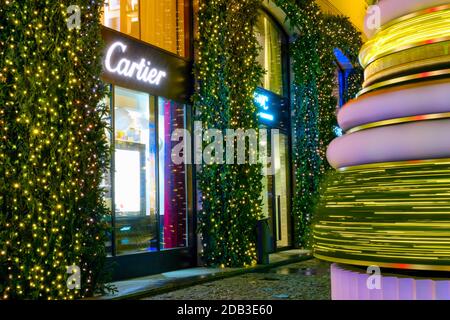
195;0;363;263
0;0;110;299
194;0;264;267
273;0;363;247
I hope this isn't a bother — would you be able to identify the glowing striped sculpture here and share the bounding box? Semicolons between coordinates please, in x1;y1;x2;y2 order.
315;0;450;300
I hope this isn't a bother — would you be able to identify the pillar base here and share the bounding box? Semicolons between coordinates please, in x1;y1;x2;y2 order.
330;263;450;300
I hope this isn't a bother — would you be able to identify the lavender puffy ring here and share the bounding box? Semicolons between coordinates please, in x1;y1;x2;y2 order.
327;119;450;169
338;79;450;132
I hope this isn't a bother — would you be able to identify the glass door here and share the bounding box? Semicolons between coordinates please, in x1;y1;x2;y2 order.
157;97;189;250
261;130;291;251
274;133;291;248
113;86;158;255
109;86;190;256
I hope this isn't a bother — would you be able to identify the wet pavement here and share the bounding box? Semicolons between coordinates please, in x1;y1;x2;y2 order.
97;249;310;300
143;259;331;300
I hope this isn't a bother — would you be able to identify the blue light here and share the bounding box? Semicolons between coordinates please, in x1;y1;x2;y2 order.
254;92;270;110
333;48;352;69
334;126;343;137
258;112;274;121
120;226;132;232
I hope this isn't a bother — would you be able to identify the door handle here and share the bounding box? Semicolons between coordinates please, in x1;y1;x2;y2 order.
277;195;282;241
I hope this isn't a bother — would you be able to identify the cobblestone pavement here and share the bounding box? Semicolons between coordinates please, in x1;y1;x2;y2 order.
143;259;331;300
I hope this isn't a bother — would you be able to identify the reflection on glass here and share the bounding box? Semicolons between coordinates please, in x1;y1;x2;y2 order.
114;86;157;255
158;97;188;250
102;0;140;39
261;131;275;253
260;130;291;250
274;133;291;248
255;12;284;96
115;149;142;213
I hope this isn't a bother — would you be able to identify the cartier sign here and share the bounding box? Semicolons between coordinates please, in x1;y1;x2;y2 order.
101;27;192;103
105;41;167;86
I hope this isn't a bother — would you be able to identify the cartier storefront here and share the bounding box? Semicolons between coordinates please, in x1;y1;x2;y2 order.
99;1;297;281
99;0;195;280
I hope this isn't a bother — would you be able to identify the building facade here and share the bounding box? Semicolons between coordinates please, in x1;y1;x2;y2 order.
99;0;195;280
99;0;352;280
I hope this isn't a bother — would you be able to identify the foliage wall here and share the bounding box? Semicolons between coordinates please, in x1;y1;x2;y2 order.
194;0;264;267
0;0;110;299
274;0;363;247
194;0;364;264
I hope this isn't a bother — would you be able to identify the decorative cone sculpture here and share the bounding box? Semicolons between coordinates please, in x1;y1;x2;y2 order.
314;0;450;300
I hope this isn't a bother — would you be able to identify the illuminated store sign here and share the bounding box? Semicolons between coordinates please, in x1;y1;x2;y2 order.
254;92;270;110
101;28;192;103
258;112;274;121
254;91;274;122
255;92;271;121
105;41;167;86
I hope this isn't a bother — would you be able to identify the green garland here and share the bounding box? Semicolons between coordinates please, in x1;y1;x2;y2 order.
0;1;110;299
274;0;363;247
194;0;264;267
195;0;363;260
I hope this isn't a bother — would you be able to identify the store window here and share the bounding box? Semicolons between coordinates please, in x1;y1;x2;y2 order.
255;12;284;96
102;0;188;57
106;86;188;256
334;48;354;108
158;98;188;250
114;86;158;255
334;68;343;108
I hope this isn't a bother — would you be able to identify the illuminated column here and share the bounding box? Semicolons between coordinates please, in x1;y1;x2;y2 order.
315;0;450;300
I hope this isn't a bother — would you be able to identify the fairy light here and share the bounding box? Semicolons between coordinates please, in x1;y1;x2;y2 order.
195;0;363;263
194;0;264;268
0;1;110;300
273;0;363;247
